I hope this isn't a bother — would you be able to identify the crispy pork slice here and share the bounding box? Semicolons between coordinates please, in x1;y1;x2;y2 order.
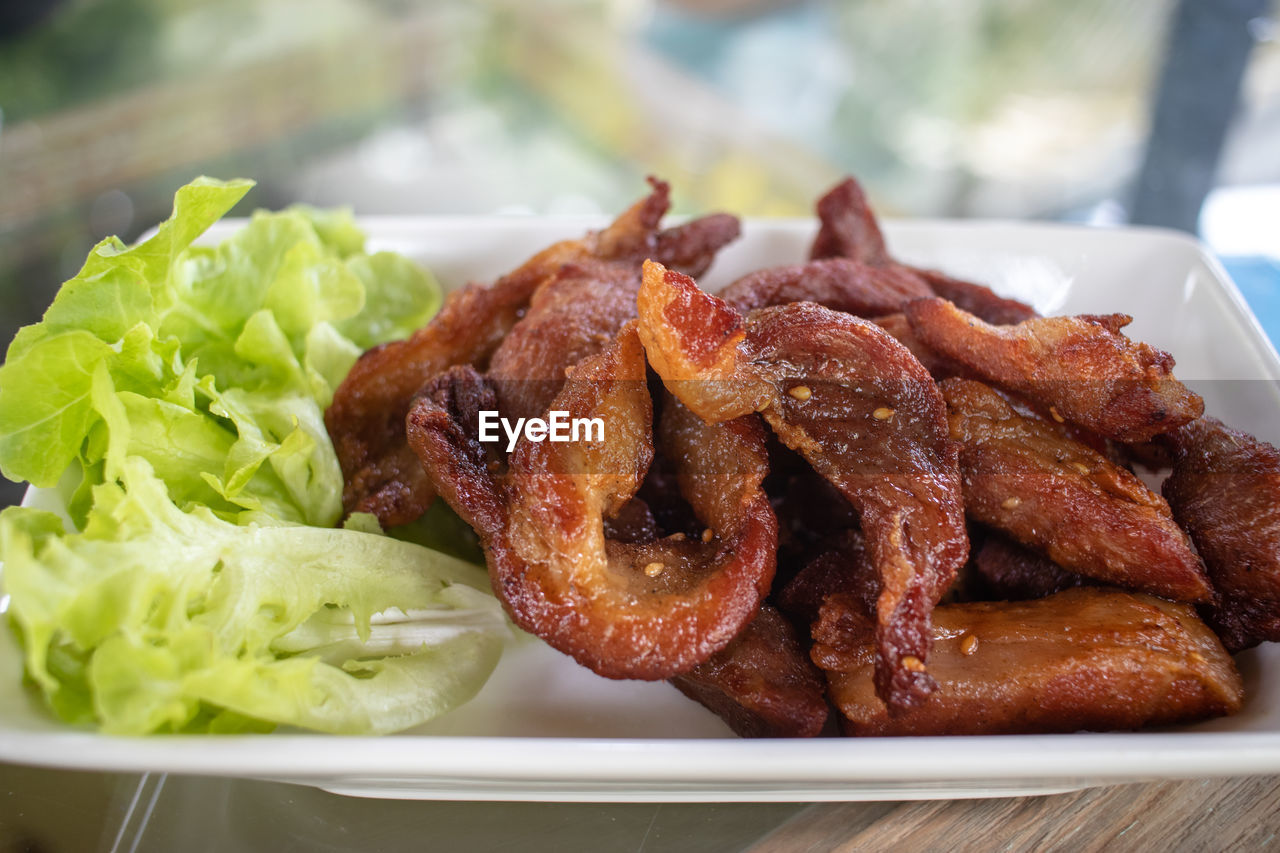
326;177;739;526
487;259;641;425
672;605;829;738
942;378;1210;602
719;257;931;316
908;299;1204;443
809;177;1037;324
1164;416;1280;651
813;587;1243;736
638;260;968;711
407;326;776;680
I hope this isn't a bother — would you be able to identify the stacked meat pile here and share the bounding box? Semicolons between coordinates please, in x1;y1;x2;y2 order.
325;178;1278;737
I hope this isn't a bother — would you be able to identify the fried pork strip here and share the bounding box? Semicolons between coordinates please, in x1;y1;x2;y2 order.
970;527;1088;601
671;605;830;738
407;326;777;679
637;261;968;710
809;177;1038;324
1163;417;1280;651
719;257;931;316
909;299;1204;443
873;312;969;380
942;378;1210;602
325;178;739;526
487;259;641;424
775;528;876;628
812;587;1243;736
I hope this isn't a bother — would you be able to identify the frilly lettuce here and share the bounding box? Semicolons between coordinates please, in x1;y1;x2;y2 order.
0;178;504;734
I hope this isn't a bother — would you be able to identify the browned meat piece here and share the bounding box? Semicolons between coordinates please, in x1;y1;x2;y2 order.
770;464;859;587
672;605;830;738
873;312;968;380
971;528;1088;601
1164;417;1280;651
601;497;659;544
407;326;777;679
809;176;892;265
812;587;1244;736
913;268;1039;326
719;258;931;316
942;378;1210;602
487;259;640;424
326;178;740;527
775;529;875;628
637;261;968;711
809;177;1037;324
654;213;742;279
910;299;1204;443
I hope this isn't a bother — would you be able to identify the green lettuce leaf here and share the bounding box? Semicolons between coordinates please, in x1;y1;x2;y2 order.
0;458;504;735
0;178;443;527
0;177;498;735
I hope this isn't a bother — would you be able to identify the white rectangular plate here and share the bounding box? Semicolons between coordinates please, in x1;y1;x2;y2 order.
3;216;1280;802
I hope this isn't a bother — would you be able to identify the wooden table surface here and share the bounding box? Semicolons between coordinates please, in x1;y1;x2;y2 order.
1;764;1277;851
750;776;1280;852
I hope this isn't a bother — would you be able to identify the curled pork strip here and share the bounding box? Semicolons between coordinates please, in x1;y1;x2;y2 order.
910;299;1204;443
942;378;1210;602
637;260;968;711
326;177;740;526
406;326;777;679
1163;417;1280;651
812;587;1243;736
809;177;1038;324
671;605;830;738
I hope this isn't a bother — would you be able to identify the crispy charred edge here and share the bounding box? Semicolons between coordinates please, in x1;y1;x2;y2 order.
808;176;1036;324
671;605;830;738
407;327;776;680
638;260;968;712
719;257;931;316
941;378;1211;602
908;297;1204;443
1163;416;1280;651
812;587;1244;736
326;176;740;527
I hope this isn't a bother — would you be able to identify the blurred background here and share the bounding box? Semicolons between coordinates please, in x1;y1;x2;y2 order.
1;0;1278;509
1;3;1279;848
